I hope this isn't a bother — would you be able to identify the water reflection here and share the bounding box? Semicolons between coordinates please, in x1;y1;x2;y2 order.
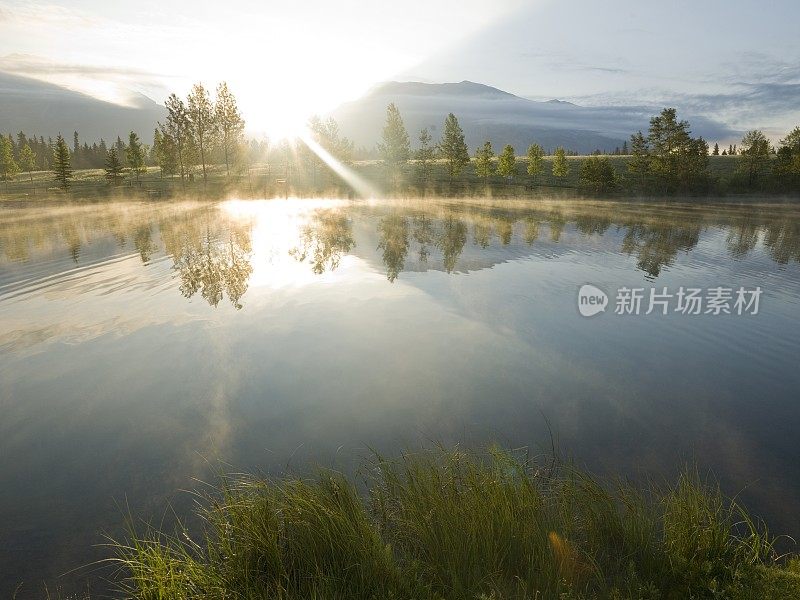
3;200;800;304
621;219;701;279
289;210;355;274
2;197;800;598
161;210;253;308
377;214;409;282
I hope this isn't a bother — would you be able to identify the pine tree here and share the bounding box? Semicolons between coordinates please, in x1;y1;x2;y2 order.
552;146;569;179
19;144;36;181
215;82;245;177
497;145;517;178
73;131;82;169
0;135;20;181
713;142;720;155
104;147;125;185
627;131;650;189
187;83;215;185
415;128;435;184
439;113;469;180
379;103;411;183
52;134;73;190
16;131;27;157
474;141;494;180
526;143;544;180
622;140;629;154
646;108;708;191
126;131;146;182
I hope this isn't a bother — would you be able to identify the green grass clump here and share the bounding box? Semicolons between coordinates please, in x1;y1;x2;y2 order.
113;447;798;599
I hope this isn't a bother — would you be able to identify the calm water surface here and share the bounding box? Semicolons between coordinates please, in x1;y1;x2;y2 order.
1;197;800;596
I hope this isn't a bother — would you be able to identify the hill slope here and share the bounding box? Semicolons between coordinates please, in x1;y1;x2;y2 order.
331;81;732;154
0;72;165;143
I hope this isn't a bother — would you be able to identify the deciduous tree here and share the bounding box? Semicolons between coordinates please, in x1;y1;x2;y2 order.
497;144;517;178
0;135;19;181
774;126;800;188
474;141;494;180
215;82;245;177
526;143;544;180
19;143;36;181
552;147;569;179
162;93;193;184
187;83;215;185
738;130;771;186
579;156;617;193
153;128;178;177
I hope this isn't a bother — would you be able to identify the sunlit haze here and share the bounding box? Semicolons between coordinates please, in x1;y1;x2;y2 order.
3;0;798;136
0;0;528;138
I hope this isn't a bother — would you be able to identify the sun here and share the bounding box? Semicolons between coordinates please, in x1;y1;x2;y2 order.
245;96;311;142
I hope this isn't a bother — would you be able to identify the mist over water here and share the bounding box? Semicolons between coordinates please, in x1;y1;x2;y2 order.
1;197;800;597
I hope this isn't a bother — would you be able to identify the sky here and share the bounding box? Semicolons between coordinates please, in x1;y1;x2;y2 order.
1;0;798;139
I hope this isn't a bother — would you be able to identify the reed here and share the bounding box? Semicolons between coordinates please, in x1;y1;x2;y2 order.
112;446;800;599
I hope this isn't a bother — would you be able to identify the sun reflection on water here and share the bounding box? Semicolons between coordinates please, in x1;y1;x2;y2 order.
222;198;362;289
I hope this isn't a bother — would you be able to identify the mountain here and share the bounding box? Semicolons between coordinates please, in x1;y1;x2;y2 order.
331;81;733;154
0;72;165;143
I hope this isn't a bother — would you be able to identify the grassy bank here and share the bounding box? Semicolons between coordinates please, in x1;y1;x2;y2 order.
2;155;782;203
112;447;800;599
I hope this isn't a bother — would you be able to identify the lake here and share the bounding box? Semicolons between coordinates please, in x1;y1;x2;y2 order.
1;197;799;597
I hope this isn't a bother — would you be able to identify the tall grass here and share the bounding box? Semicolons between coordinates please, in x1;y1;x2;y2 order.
112;447;798;599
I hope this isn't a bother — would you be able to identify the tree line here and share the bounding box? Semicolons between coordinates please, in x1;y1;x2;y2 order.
371;103;800;194
0;82;250;190
3;89;800;196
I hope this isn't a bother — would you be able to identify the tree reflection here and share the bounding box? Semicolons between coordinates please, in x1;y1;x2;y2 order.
437;216;467;273
496;217;514;246
377;214;410;282
133;225;158;264
290;210;355;274
473;221;492;248
548;211;566;242
763;220;800;264
523;217;540;245
621;219;701;278
412;214;434;263
2;201;800;299
161;211;253;309
575;213;612;236
726;217;761;259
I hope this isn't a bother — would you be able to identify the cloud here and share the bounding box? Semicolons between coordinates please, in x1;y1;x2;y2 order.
562;78;800;142
520;50;632;76
0;53;171;106
0;1;98;28
0;53;165;79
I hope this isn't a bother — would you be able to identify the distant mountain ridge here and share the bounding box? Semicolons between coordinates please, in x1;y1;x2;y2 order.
331;80;734;154
0;73;736;153
0;72;165;143
370;80;516;99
